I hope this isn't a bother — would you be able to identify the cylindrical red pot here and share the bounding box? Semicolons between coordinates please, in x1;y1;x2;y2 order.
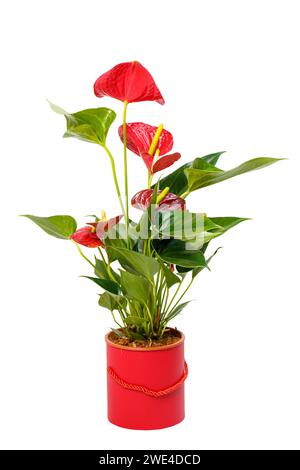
105;330;186;430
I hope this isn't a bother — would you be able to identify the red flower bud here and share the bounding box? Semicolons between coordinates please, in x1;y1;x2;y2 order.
94;62;164;104
131;189;186;212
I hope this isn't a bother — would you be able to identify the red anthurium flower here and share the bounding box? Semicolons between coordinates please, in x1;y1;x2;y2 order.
118;123;173;156
119;122;180;174
71;215;122;248
71;225;104;248
94;61;164;104
131;189;186;212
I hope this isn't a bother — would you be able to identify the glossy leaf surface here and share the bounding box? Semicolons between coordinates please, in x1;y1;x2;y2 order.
21;214;77;240
82;276;120;295
120;270;151;304
157;152;225;195
49;101;116;146
157;239;208;268
185;157;283;192
106;246;159;280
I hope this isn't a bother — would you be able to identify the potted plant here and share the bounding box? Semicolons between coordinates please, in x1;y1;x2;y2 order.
22;61;283;430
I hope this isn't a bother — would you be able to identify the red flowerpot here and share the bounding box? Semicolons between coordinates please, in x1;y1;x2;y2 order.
105;330;187;430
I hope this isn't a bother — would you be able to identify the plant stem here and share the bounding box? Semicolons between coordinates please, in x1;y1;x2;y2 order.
147;171;153;189
72;240;101;277
169;276;194;313
164;277;183;316
97;247;118;283
122;100;129;247
180;189;190;199
103;145;125;217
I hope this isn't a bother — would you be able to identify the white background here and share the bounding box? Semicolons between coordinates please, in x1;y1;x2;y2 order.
0;0;299;450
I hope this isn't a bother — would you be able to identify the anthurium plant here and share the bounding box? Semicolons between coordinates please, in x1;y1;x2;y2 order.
23;61;283;343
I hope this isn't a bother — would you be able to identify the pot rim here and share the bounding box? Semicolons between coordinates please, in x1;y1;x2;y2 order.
105;328;185;352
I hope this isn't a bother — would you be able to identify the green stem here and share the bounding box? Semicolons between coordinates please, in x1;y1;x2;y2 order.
169;277;194;314
147;171;153;189
72;240;101;277
164;278;183;316
103;145;125;217
72;240;105;277
180;190;190;199
122;101;129;247
97;247;117;283
111;310;123;329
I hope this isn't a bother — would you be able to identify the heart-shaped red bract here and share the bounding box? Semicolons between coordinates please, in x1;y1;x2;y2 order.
94;62;164;104
131;189;186;212
142;152;181;174
118;122;173;156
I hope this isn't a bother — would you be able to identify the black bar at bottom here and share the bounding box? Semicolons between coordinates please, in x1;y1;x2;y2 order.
0;449;299;467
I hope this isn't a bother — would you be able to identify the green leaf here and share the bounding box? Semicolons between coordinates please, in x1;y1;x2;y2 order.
165;301;190;322
209;217;249;234
157;151;225;195
120;270;151;304
105;223;138;255
94;257;120;282
192;158;222;172
94;258;110;279
110;328;125;337
185;157;284;193
82;276;120;295
161;262;180;288
21;214;77;240
126;330;146;340
104;238;128;262
157;239;208;268
193;246;222;278
172;216;248;251
106;246;159;280
98;292;126;311
124;316;144;327
200;151;226;166
49;101;116;146
153;210;221;241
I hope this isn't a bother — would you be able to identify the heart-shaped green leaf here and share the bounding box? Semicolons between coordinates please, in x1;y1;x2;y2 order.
49;101;116;146
94;257;120;282
124;316;145;327
160;262;180;288
21;214;77;239
120;270;151;304
185;157;284;193
153;210;222;241
157;239;208;268
82;276;120;295
98;292;126;311
106;246;159;280
157;151;225;195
